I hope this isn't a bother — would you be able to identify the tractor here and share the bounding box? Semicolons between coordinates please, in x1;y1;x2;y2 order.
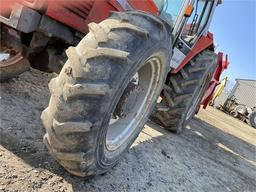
217;96;256;128
0;0;227;177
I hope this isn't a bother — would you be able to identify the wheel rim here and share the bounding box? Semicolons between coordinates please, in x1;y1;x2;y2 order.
0;47;29;80
0;48;24;67
106;57;161;151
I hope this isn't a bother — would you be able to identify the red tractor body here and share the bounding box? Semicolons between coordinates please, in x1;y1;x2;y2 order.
1;0;158;33
45;0;158;33
1;0;216;73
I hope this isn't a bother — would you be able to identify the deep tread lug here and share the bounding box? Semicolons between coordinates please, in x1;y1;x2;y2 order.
41;108;52;129
48;78;58;95
63;83;109;100
180;69;189;79
54;151;86;162
163;90;174;106
175;94;193;104
83;47;130;61
156;103;169;112
170;77;182;94
127;11;164;30
66;46;83;67
88;22;108;43
181;79;198;87
53;119;92;134
189;66;206;73
111;23;149;38
163;84;172;92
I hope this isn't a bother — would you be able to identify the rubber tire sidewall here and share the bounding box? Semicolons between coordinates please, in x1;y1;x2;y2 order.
181;61;216;132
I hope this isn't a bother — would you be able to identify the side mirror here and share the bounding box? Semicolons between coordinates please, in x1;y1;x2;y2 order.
184;5;194;17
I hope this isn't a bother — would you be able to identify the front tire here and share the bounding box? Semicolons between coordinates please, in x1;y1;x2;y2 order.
41;11;171;177
151;50;217;133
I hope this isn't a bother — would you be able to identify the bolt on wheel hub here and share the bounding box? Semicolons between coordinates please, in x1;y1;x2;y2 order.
106;57;161;151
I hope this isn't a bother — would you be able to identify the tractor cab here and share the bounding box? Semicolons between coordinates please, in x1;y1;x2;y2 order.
155;0;221;69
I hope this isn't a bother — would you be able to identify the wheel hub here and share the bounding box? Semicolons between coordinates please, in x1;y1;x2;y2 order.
0;48;20;65
114;79;140;119
0;47;30;81
106;57;161;151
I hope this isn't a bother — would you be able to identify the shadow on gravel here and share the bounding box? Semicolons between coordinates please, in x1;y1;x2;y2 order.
1;116;256;191
189;117;256;165
147;119;256;168
0;72;255;191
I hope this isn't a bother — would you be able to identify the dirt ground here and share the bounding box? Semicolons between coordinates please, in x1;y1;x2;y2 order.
0;69;256;192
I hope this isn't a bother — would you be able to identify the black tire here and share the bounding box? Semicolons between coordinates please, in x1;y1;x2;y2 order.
230;110;239;118
151;50;217;133
234;105;247;115
249;111;256;128
41;11;171;177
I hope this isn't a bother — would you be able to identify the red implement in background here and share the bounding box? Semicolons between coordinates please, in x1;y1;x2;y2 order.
200;52;229;109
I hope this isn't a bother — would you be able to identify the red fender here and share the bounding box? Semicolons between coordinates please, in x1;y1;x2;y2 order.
45;0;159;33
128;0;158;15
1;0;159;33
108;0;158;14
200;52;230;109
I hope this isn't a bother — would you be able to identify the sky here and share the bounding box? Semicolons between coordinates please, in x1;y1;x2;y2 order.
209;0;256;82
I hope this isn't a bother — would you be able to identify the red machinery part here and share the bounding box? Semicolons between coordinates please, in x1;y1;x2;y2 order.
45;0;101;33
45;0;159;33
1;0;159;33
171;32;214;74
128;0;158;15
22;0;47;11
200;52;230;109
0;0;46;15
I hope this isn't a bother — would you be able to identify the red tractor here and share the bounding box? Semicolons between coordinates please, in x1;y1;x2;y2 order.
0;0;227;177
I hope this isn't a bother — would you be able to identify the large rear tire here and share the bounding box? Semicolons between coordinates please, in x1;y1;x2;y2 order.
151;50;217;133
41;11;171;177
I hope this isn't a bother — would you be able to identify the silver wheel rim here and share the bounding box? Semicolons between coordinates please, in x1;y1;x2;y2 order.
106;57;161;151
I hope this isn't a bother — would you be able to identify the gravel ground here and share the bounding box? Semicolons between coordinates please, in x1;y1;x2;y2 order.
0;69;255;192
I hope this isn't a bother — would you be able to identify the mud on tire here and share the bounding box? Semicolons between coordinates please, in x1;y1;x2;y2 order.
41;11;172;177
151;50;217;133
